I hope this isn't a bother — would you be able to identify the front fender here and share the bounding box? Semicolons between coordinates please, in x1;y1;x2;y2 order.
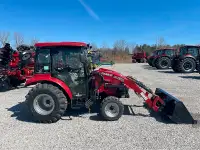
25;74;73;100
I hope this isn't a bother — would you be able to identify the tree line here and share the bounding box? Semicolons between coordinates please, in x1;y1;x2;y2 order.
0;31;190;62
0;31;187;56
0;31;39;48
91;38;186;56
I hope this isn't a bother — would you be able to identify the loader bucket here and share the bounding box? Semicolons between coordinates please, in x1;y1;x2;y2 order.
155;88;195;124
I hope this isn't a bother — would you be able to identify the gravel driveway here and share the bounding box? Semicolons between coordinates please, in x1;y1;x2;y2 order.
0;63;200;150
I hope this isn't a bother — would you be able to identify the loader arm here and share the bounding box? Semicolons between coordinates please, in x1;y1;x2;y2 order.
95;68;195;124
124;76;165;112
95;68;165;112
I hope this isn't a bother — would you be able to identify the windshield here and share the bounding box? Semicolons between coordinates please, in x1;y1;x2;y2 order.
163;49;175;56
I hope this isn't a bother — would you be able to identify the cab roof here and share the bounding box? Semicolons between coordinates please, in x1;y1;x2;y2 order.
180;45;200;47
155;48;177;51
35;42;87;47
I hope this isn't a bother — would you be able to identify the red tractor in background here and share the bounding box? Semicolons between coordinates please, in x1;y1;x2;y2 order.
147;48;177;69
24;41;195;124
0;44;35;90
132;51;147;63
171;45;200;73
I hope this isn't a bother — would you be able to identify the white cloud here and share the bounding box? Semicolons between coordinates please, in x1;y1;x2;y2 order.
78;0;100;21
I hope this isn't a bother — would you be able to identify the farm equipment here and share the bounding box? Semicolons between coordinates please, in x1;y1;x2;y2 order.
171;45;200;73
148;48;177;69
132;51;147;63
88;50;114;69
24;41;195;124
0;44;35;90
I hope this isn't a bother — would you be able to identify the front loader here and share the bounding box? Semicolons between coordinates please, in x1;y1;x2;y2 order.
24;41;196;124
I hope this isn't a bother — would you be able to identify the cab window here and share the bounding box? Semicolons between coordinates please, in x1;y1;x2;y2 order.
187;47;199;57
35;49;51;73
165;49;174;56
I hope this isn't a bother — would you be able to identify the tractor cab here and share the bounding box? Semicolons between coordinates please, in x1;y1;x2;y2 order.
32;42;90;98
177;45;199;57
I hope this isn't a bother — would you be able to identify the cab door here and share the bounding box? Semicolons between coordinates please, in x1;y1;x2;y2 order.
51;47;87;98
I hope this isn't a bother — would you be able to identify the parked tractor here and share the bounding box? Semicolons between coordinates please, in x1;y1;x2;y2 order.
0;43;35;90
171;45;200;73
24;41;195;124
148;48;177;69
132;51;147;63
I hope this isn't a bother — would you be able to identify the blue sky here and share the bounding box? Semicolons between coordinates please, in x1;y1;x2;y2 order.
0;0;200;47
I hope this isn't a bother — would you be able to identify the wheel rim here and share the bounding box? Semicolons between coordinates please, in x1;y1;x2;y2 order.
33;94;55;115
104;102;120;118
22;53;31;60
183;61;192;71
160;60;168;68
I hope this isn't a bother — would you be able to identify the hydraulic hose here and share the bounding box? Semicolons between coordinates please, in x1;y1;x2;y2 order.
126;76;154;94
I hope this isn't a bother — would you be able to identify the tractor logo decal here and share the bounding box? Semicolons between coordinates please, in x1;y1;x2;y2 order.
101;72;113;77
113;76;124;82
101;72;124;82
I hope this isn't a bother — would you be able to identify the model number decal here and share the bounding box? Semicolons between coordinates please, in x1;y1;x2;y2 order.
101;72;124;82
113;76;124;82
101;72;112;76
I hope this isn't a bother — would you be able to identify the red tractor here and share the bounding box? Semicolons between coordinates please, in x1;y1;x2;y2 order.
147;48;177;69
0;44;35;90
24;41;195;124
171;45;200;73
132;51;147;63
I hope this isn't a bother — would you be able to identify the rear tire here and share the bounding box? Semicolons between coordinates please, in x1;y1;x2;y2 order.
155;57;171;69
25;83;68;123
140;58;147;63
178;58;196;73
136;59;140;63
132;59;136;63
99;96;124;121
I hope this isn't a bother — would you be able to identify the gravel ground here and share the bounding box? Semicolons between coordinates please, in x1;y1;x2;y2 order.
0;63;200;150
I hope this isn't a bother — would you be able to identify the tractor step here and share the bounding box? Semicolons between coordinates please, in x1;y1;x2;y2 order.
71;95;86;109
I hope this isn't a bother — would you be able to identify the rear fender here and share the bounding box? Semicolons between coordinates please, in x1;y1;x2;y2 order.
180;55;196;62
25;74;73;100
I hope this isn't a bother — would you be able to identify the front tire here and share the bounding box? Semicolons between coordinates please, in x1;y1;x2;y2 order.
25;83;68;123
99;96;124;121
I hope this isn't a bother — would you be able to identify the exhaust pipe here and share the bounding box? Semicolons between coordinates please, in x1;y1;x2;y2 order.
155;88;195;124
